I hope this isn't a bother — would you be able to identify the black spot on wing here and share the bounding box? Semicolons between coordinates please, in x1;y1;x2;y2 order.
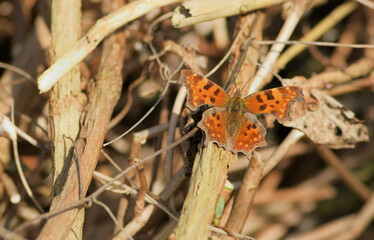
256;95;263;103
214;88;220;96
265;90;275;100
203;81;214;90
259;105;267;111
210;98;216;103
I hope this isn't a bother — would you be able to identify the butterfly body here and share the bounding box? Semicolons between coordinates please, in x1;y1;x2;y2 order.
224;94;248;136
180;70;304;157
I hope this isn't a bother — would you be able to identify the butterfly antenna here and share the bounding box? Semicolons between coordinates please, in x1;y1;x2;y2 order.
224;36;259;94
240;59;285;94
233;81;239;93
236;37;259;92
240;69;256;93
254;61;284;82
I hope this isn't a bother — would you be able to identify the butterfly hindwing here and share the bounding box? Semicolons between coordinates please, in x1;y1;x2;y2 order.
231;112;267;158
198;108;227;149
198;109;266;158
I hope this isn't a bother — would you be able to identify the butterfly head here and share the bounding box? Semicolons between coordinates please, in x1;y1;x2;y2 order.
226;94;246;114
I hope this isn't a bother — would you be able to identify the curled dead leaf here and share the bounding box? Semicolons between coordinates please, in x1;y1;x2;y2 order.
283;89;369;148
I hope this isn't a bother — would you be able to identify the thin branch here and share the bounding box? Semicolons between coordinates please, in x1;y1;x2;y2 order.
263;129;305;177
2;116;50;153
100;149;123;172
171;0;287;28
205;16;254;78
256;40;374;49
330;194;374;240
10;101;44;213
93;198;134;240
276;1;358;70
93;171;179;221
0;173;21;204
316;146;371;201
38;0;179;93
108;74;145;130
250;0;312;93
14;128;198;233
225;152;265;233
103;62;183;147
0;227;27;240
0;62;36;84
355;0;374;9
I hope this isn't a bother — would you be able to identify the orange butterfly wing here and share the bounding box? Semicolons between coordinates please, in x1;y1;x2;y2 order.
244;86;304;122
198;108;227;148
231;112;267;157
180;70;229;111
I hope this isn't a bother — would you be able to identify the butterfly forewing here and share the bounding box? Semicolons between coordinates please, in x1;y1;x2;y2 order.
180;70;229;111
244;86;304;122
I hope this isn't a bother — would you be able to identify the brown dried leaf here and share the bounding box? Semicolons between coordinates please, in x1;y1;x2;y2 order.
283;88;369;148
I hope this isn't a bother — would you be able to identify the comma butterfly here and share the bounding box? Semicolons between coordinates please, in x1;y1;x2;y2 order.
180;70;304;157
